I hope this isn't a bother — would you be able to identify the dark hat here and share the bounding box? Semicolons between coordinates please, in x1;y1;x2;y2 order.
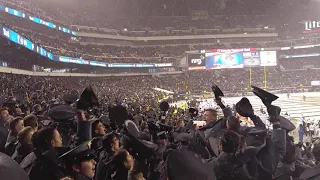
63;94;78;104
5;96;18;104
278;115;296;132
267;105;281;122
246;128;267;135
236;97;254;117
41;120;54;127
124;120;140;138
243;127;268;147
156;131;167;140
76;86;99;110
59;141;96;164
188;108;198;118
138;132;151;141
211;83;224;99
0;152;29;180
139;139;158;149
174;133;192;142
121;128;157;159
159;101;169;111
299;166;320;179
252;86;278;106
158;122;174;132
147;121;160;132
166;147;216;180
109;105;128;127
48;104;74;121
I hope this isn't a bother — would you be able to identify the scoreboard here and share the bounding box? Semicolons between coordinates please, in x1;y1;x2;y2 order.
193;48;278;70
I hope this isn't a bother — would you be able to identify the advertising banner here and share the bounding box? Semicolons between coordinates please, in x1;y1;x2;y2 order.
5;7;25;18
0;4;76;35
155;63;172;67
90;61;107;67
211;48;256;54
29;16;56;29
0;25;172;69
1;25;53;60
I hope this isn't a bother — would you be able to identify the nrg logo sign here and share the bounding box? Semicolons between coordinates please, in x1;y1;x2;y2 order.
191;58;202;65
190;54;205;65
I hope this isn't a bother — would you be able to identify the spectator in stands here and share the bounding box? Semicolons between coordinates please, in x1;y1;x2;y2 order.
32;104;43;116
23;114;38;132
202;109;218;125
91;120;107;138
109;149;135;180
62;142;97;180
28;127;64;180
6;117;24;145
0;108;10;152
4;117;24;156
96;133;120;180
12;126;34;163
176;120;185;128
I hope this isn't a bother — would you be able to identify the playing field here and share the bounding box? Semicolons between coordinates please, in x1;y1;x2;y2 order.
175;92;320;119
174;92;320;143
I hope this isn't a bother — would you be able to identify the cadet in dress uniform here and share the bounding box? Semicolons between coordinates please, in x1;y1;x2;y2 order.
60;141;97;180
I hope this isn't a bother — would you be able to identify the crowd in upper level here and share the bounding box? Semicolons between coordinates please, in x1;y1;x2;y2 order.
1;0;277;30
2;23;320;65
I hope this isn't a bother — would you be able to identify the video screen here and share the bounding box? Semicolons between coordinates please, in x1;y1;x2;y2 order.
205;50;277;69
205;53;244;69
243;52;260;67
259;51;277;66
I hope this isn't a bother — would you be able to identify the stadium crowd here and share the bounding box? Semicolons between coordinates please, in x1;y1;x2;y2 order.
2;1;320;180
1;69;320;180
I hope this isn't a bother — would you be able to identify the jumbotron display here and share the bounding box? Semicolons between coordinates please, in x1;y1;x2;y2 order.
188;48;277;70
206;48;277;69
